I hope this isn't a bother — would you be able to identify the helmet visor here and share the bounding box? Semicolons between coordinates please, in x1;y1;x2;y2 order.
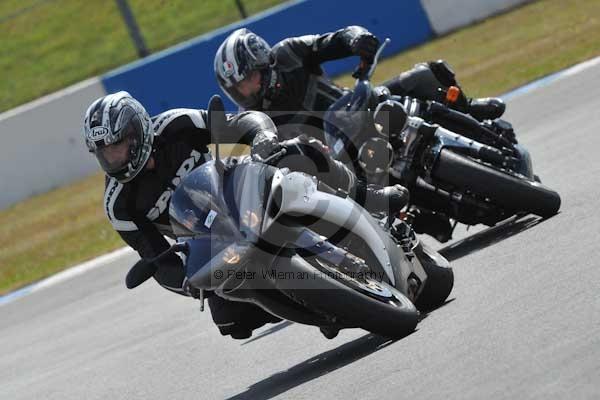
95;115;142;174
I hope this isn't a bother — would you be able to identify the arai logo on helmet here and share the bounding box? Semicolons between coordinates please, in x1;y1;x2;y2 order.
89;126;109;140
222;61;235;78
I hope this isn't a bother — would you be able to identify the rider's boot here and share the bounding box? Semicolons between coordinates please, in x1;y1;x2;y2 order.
355;181;410;215
325;158;410;214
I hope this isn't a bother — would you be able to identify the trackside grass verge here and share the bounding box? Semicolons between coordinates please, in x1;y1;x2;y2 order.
0;0;283;112
336;0;600;96
2;0;600;294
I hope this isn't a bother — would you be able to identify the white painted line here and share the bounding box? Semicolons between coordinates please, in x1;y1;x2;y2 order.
0;247;134;307
0;77;102;122
561;56;600;77
33;247;135;291
502;55;600;100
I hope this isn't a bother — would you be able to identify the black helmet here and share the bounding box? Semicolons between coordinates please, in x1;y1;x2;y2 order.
83;91;153;183
214;28;272;109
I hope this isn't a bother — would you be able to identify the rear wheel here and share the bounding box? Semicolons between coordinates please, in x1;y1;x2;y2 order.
433;149;561;218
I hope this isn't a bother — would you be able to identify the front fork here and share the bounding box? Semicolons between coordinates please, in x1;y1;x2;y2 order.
386;218;427;300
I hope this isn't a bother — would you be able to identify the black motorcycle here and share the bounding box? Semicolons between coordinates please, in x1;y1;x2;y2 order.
324;40;561;242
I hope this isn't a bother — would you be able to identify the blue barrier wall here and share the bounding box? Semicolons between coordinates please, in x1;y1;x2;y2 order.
101;0;433;114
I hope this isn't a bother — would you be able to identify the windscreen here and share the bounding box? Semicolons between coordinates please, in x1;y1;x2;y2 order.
323;81;372;159
169;161;275;242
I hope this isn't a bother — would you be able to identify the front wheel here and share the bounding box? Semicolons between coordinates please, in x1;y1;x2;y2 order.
433;149;561;218
274;254;419;339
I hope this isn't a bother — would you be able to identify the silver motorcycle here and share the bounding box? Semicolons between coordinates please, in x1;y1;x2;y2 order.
126;97;454;338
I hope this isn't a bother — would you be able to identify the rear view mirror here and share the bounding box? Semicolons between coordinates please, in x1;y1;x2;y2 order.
374;100;408;136
207;94;227;136
125;258;158;289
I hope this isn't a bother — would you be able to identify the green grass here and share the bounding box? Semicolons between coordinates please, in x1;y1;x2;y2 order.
336;0;600;96
0;172;123;294
2;0;600;295
0;0;283;113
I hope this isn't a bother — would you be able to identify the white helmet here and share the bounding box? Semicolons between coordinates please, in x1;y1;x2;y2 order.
214;28;272;109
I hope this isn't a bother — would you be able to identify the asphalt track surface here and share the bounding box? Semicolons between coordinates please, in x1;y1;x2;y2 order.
2;64;600;400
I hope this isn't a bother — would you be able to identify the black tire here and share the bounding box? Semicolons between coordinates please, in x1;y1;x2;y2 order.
433;149;561;218
412;242;454;311
274;254;419;339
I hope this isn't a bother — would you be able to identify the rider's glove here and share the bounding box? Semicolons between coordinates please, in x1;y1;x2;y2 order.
251;132;282;162
351;33;380;63
280;134;331;156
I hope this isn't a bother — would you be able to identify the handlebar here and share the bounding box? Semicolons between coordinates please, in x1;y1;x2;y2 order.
352;38;391;80
251;147;287;165
125;242;189;289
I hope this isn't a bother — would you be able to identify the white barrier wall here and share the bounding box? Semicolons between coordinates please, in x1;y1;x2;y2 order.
421;0;531;35
0;78;106;209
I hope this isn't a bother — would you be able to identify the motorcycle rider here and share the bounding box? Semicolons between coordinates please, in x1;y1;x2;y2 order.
213;25;506;140
215;27;516;242
83;91;408;339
